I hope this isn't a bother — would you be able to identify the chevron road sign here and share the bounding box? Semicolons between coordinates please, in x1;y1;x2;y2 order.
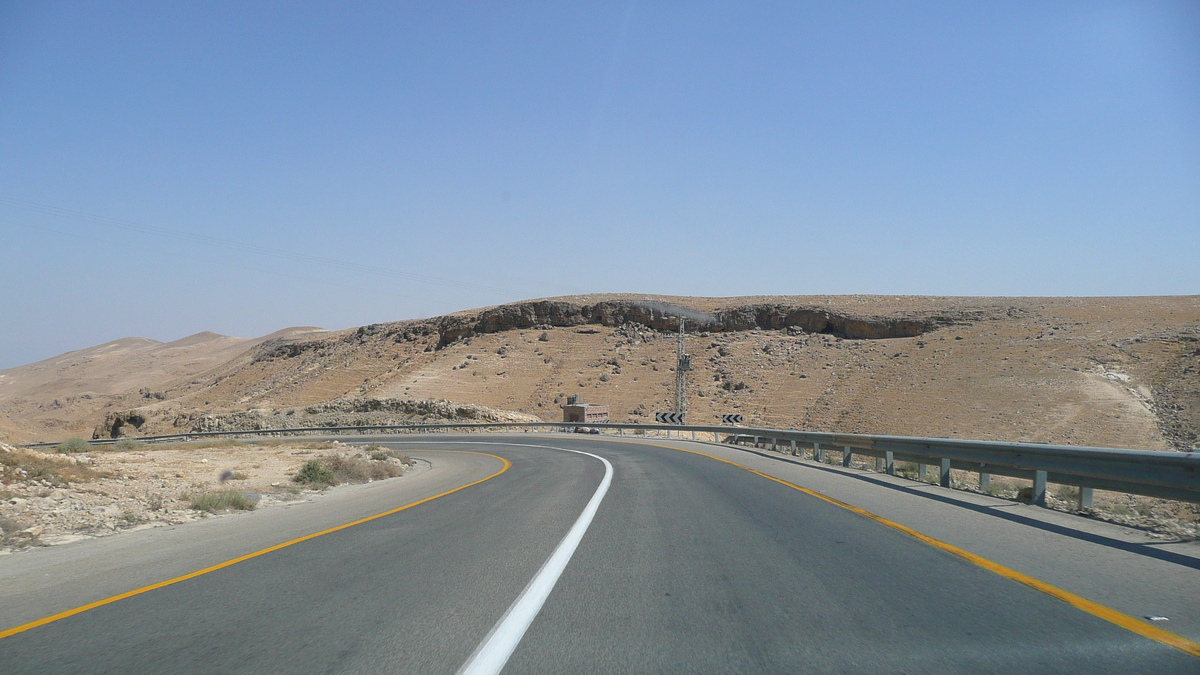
721;414;744;425
655;412;685;424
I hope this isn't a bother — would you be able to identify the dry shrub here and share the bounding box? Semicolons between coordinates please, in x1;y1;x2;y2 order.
189;490;258;513
323;454;405;482
1;449;101;486
293;453;406;487
56;437;91;453
379;449;416;466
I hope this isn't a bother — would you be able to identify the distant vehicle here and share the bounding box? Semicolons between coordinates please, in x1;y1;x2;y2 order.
589;428;600;435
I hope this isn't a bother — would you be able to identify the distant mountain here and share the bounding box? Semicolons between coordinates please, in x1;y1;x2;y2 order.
0;327;325;442
2;294;1196;452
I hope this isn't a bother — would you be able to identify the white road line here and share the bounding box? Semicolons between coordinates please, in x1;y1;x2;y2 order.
387;441;612;675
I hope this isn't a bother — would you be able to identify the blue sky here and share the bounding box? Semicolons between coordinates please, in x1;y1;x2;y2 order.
1;1;1197;368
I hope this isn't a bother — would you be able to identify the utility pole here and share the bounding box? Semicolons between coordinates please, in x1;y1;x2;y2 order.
675;317;691;420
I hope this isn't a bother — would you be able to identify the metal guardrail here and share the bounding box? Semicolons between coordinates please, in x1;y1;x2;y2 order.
23;422;1199;508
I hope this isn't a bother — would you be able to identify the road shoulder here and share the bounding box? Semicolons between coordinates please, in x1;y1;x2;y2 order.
0;448;502;634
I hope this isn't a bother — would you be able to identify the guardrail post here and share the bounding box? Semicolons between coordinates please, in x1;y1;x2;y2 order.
772;438;778;452
692;431;697;441
1033;470;1048;507
753;435;759;448
813;442;824;463
842;446;852;467
790;440;797;456
885;451;895;476
939;458;951;488
1079;487;1094;510
918;464;928;482
979;472;990;492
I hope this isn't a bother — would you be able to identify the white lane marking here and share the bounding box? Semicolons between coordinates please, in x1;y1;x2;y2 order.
396;442;612;675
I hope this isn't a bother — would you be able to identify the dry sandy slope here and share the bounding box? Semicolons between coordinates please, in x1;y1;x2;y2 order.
374;307;1187;450
0;327;325;442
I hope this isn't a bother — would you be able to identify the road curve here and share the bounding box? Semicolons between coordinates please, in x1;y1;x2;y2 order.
0;435;1196;674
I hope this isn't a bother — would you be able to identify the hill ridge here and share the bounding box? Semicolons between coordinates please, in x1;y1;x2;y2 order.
0;294;1195;451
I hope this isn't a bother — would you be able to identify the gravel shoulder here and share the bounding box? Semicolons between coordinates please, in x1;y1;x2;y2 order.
0;439;412;552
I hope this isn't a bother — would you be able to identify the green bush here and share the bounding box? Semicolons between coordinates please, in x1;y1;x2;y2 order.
189;490;258;513
56;437;91;454
293;459;337;486
113;439;143;451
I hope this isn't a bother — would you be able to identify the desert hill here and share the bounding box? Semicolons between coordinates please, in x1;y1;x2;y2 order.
0;327;326;442
1;295;1197;451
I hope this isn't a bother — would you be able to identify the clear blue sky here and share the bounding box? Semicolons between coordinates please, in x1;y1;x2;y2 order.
1;1;1197;368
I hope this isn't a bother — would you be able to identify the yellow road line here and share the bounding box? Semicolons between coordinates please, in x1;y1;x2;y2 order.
0;450;510;641
631;439;1200;659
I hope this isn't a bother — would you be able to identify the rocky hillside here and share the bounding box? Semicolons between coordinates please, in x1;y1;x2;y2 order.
2;294;1197;451
98;398;541;436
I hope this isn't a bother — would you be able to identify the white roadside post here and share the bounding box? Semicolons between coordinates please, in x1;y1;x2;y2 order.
1033;470;1048;507
1079;487;1094;509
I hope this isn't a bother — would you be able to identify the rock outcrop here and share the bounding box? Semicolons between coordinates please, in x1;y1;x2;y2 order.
92;411;148;439
435;299;987;348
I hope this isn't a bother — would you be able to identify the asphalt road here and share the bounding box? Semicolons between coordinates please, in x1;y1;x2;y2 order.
1;435;1196;674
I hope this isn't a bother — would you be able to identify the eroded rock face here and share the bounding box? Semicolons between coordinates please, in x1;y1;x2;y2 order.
434;300;971;347
247;298;992;355
92;411;148;439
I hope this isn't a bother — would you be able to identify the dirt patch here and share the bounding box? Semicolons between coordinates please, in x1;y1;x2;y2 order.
0;440;411;553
